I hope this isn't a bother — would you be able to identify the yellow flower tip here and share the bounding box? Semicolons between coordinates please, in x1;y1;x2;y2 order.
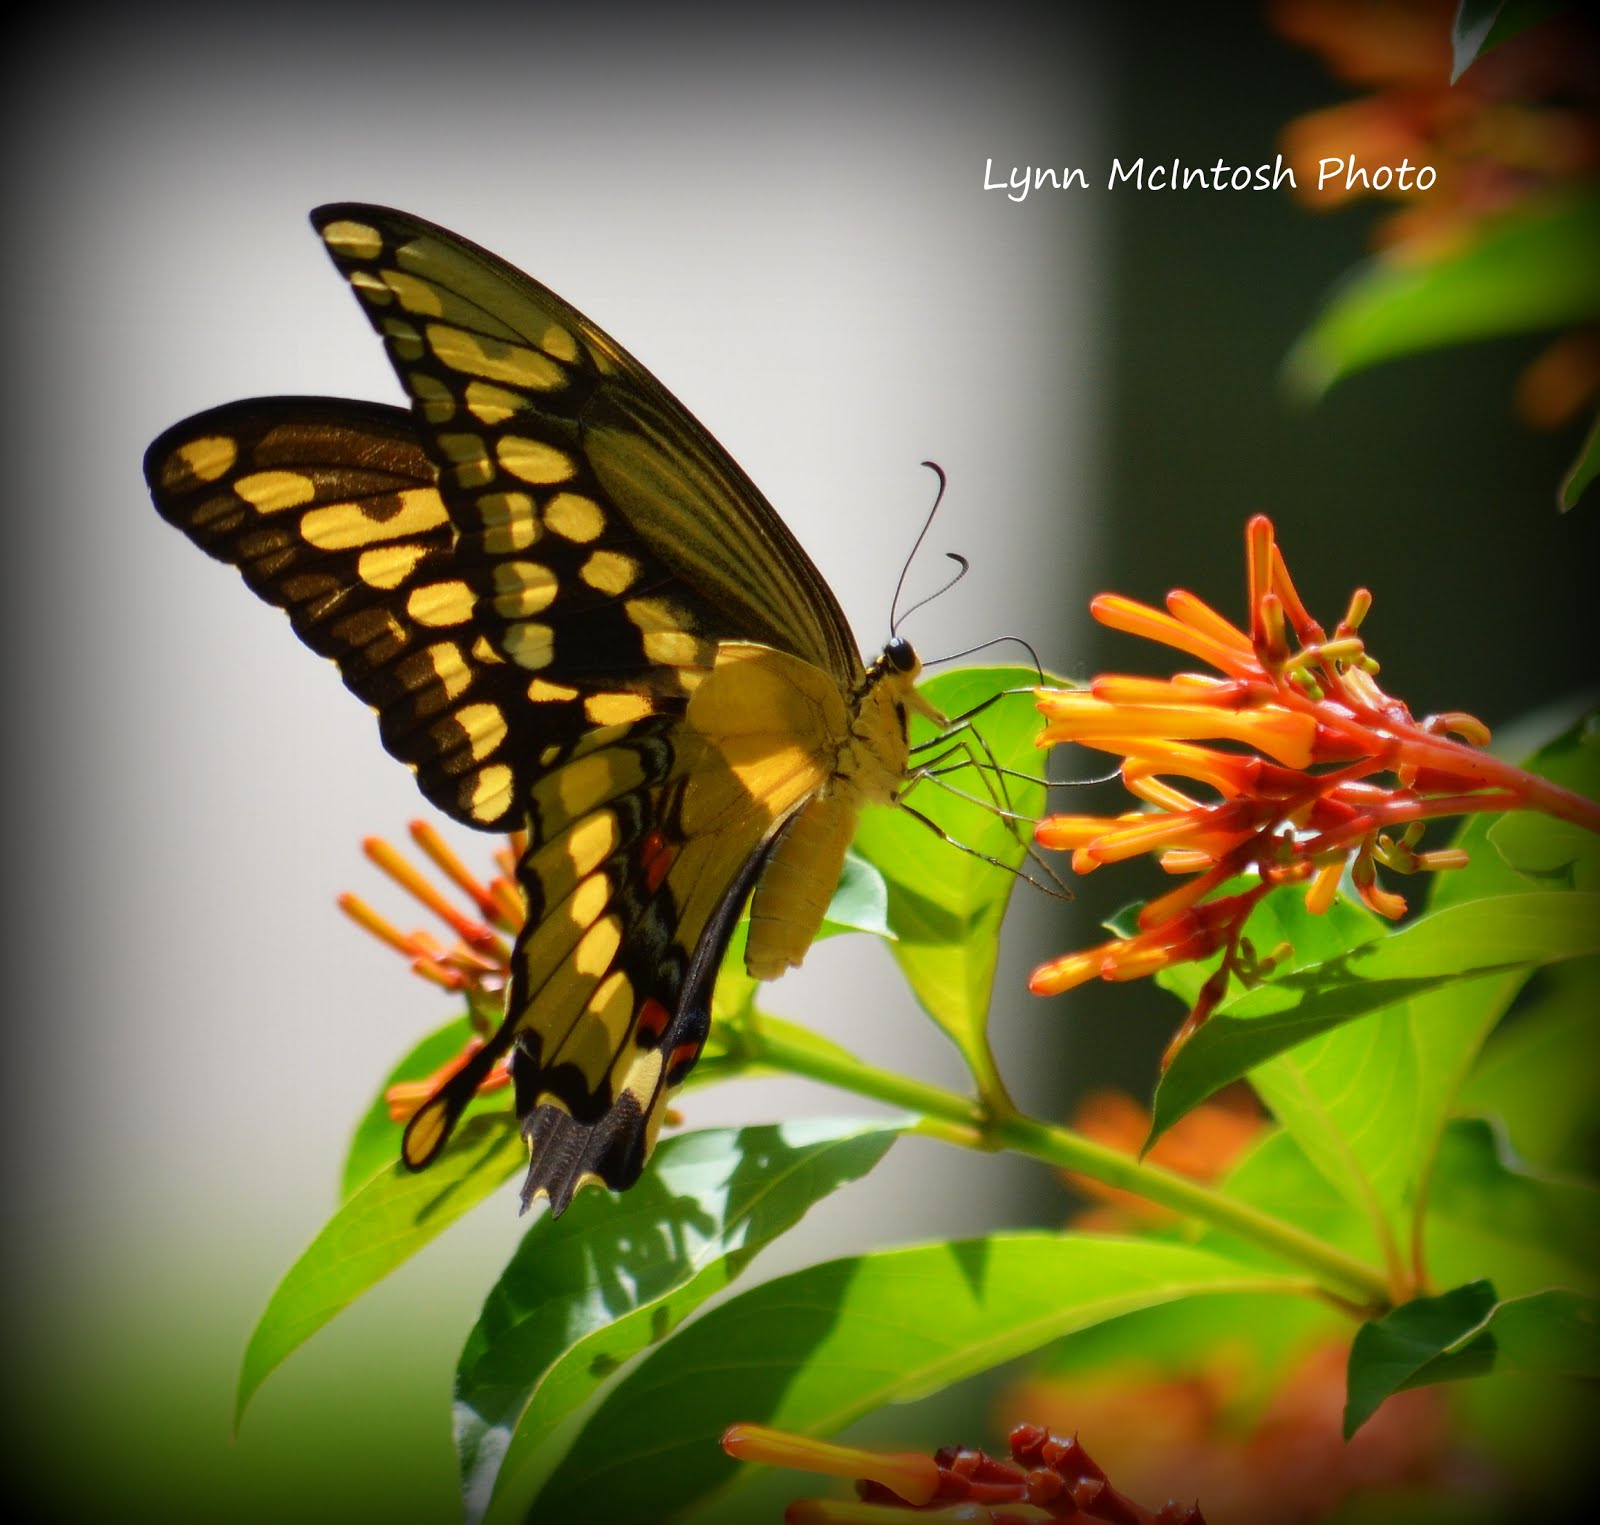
1029;949;1103;996
337;891;414;957
1165;589;1253;655
1339;587;1373;635
409;954;468;991
722;1424;939;1506
1256;590;1290;667
410;818;499;918
1303;860;1343;915
1417;848;1470;872
1356;877;1408;920
1429;711;1492;748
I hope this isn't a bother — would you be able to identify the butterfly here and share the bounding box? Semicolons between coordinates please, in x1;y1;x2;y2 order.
144;204;945;1215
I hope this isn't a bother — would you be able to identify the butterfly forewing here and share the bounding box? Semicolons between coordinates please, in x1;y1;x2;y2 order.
310;204;864;693
142;398;571;829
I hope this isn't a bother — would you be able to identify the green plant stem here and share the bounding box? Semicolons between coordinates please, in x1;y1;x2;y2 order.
745;1009;1392;1311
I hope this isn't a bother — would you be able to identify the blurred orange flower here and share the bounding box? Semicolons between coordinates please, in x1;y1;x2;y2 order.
1272;0;1600;428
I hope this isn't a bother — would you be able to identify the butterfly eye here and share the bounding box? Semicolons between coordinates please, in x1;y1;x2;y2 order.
884;636;918;674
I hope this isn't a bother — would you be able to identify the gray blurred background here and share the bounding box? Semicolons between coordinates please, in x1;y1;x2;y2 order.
3;4;1594;1521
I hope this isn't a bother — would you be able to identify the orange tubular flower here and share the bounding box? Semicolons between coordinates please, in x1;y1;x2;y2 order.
1029;516;1599;1054
338;820;524;1120
722;1421;1206;1523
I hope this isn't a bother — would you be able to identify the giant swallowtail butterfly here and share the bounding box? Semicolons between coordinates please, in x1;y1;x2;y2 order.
144;205;943;1214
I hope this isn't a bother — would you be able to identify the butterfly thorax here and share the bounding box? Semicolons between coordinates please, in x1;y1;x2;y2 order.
707;634;943;981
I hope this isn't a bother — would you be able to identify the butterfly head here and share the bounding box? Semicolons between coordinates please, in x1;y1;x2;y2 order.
864;636;945;743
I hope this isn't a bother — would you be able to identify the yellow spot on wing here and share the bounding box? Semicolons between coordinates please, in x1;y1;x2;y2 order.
642;629;709;667
406;580;475;627
544;491;604;542
465;380;528;425
533;746;646;825
410;372;455;423
618;1046;664;1106
452;702;509;761
402;1097;450;1167
477;490;539;553
234;470;315;513
551;970;634;1080
382;317;425;361
579;549;639;595
425;641;473;700
492;560;559;617
468;763;513;822
527;676;579;702
572;914;621;977
170;435;236;486
358;543;429;590
625;597;679;633
563;810;620;878
569;872;611;930
380;269;445;317
436;433;494;490
300;488;447;550
504;621;554;669
498;436;575;485
585;692;654;725
540;323;579;362
427;326;563;391
321;219;383;260
349;269;391;304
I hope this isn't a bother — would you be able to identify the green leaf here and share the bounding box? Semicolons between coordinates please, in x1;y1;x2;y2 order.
529;1235;1306;1524
1456;956;1600;1170
457;1118;902;1523
851;665;1051;1084
1345;1282;1600;1436
1346;1281;1500;1436
1425;1116;1600;1294
1154;892;1600;1143
822;850;893;940
1489;809;1600;890
1560;408;1600;510
238;1114;525;1426
1285;193;1600;398
1452;0;1572;82
1203;1126;1383;1270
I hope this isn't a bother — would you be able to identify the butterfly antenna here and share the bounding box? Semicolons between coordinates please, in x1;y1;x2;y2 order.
896;553;970;631
921;634;1046;686
890;461;958;637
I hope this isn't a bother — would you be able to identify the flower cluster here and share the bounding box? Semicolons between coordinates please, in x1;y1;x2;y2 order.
1028;515;1597;1055
722;1421;1205;1523
337;820;522;1120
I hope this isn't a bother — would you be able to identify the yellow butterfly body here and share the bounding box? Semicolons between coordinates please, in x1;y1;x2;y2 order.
145;206;937;1213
